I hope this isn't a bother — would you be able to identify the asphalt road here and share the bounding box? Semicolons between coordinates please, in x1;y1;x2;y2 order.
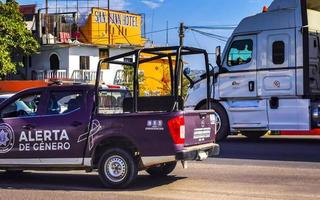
1;135;320;200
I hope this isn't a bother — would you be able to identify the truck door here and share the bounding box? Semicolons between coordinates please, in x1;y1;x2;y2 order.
0;92;44;165
218;35;269;130
256;29;310;130
35;90;91;165
219;35;257;98
257;30;296;97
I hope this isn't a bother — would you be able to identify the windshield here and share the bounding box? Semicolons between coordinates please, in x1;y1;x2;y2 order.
182;54;209;83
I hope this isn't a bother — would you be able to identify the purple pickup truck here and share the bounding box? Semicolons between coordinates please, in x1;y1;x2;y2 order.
0;46;219;188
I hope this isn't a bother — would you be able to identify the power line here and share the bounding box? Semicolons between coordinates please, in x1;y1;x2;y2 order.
190;29;202;48
189;28;229;42
186;25;237;30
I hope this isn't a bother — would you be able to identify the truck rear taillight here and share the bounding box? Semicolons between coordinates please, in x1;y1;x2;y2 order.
167;116;185;144
107;85;121;89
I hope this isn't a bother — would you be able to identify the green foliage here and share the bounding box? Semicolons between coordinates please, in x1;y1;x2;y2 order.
0;1;39;76
121;65;134;91
182;75;190;99
121;65;145;94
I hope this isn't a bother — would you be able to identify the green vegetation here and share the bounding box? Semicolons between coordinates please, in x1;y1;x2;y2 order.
0;1;39;76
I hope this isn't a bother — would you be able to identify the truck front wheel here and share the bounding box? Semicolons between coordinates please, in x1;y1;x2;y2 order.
197;102;229;142
146;161;177;177
98;148;138;188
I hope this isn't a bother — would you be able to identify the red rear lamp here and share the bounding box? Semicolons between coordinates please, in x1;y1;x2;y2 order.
167;116;185;145
262;6;268;13
107;85;121;89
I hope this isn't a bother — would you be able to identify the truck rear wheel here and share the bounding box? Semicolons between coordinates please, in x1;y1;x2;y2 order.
198;102;229;142
241;131;266;139
98;148;138;189
146;161;177;177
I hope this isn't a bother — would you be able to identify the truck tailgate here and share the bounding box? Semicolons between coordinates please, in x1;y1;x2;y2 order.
183;110;217;146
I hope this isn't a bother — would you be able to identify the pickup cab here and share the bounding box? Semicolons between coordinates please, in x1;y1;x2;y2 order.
0;46;219;188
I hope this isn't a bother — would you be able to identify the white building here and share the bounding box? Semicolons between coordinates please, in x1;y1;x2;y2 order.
29;44;135;84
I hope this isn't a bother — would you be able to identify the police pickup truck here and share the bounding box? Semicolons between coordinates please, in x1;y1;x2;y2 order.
0;46;219;188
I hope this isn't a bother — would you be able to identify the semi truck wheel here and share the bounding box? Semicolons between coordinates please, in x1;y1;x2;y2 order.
241;131;266;139
146;161;177;177
98;148;138;189
198;102;229;142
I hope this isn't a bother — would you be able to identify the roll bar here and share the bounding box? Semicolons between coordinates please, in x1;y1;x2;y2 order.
95;46;212;113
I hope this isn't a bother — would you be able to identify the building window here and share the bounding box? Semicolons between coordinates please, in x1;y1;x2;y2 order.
272;41;285;65
29;56;32;68
99;49;109;69
227;39;253;67
50;54;60;70
80;56;90;70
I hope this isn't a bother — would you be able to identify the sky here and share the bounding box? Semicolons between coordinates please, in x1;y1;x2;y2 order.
13;0;273;63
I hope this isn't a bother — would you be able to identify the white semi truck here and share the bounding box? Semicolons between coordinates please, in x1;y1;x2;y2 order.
184;0;320;141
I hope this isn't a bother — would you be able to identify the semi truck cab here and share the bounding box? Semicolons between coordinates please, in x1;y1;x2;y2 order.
185;0;320;140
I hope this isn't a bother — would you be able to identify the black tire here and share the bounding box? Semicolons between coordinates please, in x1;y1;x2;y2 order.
198;102;229;142
98;148;138;189
241;131;266;139
146;161;177;177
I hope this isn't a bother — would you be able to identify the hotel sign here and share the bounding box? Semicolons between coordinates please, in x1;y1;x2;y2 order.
94;10;139;27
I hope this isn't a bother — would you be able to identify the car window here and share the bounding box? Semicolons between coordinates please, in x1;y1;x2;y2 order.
227;39;253;66
272;41;285;65
0;94;41;118
47;91;83;115
98;89;131;114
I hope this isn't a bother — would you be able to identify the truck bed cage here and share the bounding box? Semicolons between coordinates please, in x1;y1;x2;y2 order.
95;46;211;113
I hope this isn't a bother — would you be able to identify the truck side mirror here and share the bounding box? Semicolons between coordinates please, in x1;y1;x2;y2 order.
183;67;191;76
183;67;194;88
215;46;222;67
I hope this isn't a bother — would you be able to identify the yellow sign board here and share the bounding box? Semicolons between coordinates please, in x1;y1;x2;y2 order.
80;8;145;46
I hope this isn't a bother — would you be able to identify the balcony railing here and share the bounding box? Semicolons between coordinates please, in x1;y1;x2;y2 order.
71;70;103;82
32;70;68;80
32;69;103;83
114;69;144;85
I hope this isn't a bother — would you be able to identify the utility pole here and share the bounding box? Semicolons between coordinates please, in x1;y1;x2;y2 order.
178;22;185;100
179;22;185;47
108;0;111;45
166;21;169;46
45;0;49;44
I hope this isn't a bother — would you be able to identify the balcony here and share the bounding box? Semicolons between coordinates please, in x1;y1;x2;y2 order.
32;69;103;83
71;70;103;82
32;70;67;80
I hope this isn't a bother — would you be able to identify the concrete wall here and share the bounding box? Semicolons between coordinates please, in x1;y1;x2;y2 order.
68;46;100;78
102;48;134;84
30;46;69;79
